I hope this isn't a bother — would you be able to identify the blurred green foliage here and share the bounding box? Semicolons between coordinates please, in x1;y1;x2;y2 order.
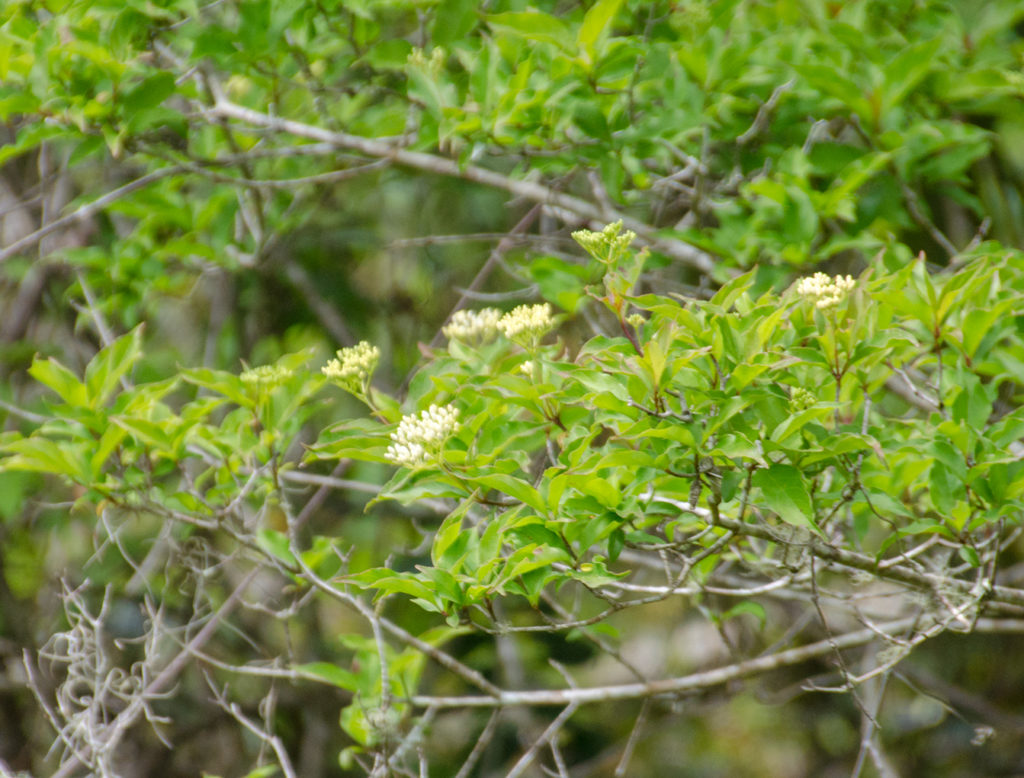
2;0;1024;776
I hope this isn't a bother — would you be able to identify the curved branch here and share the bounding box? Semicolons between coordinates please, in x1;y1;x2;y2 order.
0;167;183;265
206;99;717;275
407;616;1024;709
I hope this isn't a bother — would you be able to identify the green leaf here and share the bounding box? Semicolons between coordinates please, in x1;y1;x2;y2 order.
499;544;565;582
243;768;279;778
509;520;571;554
752;464;815;530
471;472;547;513
487;12;574;51
1;437;91;483
958;545;981;567
607;527;624;562
770;406;834;446
721;600;766;629
432;0;478;45
432;504;472;569
90;423;128;478
295;661;359;690
643;338;667;387
340;705;374;747
350;570;441;607
121;71;176;113
528;255;593;312
579;476;621;508
180;366;253;408
83;325;143;409
577;0;624;60
257;529;297;568
28;358;88;407
112;416;174;452
929;462;957;515
929;439;966;479
960;302;1013;358
710;268;756;309
796;64;873;121
882;38;941;113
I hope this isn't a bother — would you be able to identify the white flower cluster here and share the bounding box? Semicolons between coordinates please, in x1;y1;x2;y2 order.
795;272;856;310
322;341;380;394
498;303;555;345
571;220;637;261
240;364;291;388
443;308;502;343
385;404;460;468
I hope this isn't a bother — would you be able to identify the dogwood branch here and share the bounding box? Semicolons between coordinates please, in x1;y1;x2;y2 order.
650;496;1024;609
0;167;183;265
404;616;1024;710
205;98;717;275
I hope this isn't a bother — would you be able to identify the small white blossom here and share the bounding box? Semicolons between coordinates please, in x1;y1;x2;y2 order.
498;303;555;345
519;361;533;376
384;440;428;468
322;341;380;394
240;364;291;388
795;272;856;310
443;308;502;343
385;404;460;468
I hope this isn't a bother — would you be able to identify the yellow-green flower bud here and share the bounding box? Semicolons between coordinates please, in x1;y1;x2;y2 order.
789;386;817;412
498;303;555;347
571;220;638;263
240;364;291;389
322;341;380;395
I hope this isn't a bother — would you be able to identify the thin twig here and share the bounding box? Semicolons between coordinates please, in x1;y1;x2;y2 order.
206;675;298;778
429;204;541;349
0;168;183;265
453;710;501;778
504;703;579;778
737;79;794;145
614;699;650;777
207;99;717;274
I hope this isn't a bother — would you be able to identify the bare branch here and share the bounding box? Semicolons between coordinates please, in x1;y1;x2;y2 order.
205;675;298;778
0;168;183;265
430;204;541;349
453;711;501;778
504;703;579;778
206;99;717;274
409;617;921;709
737;79;795;145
